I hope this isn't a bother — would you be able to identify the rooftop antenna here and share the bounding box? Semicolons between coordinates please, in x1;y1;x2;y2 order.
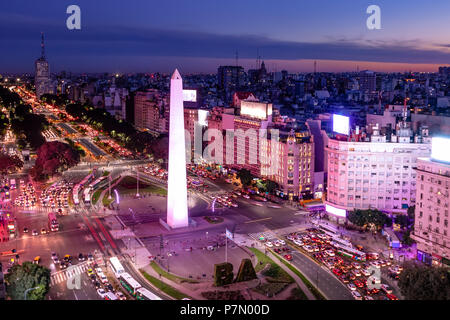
314;60;317;74
40;32;45;59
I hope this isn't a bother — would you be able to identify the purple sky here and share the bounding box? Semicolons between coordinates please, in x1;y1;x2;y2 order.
1;0;450;73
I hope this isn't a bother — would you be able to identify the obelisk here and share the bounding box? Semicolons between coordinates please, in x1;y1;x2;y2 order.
167;69;189;228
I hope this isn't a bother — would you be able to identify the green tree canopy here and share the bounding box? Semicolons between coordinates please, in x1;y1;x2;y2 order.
347;209;392;230
237;169;253;186
5;262;51;300
398;262;450;300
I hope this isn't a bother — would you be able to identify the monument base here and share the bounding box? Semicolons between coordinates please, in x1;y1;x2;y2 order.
159;218;197;231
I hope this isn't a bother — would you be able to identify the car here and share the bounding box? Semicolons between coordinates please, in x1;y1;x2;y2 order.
273;240;281;247
361;268;371;276
87;253;94;261
364;295;374;300
99;273;108;284
332;268;342;276
339;275;349;283
33;256;40;264
23;227;29;233
97;288;107;298
64;255;72;262
352;262;361;269
51;252;59;263
40;228;47;235
87;268;95;277
283;254;293;261
354;280;364;288
115;291;126;300
325;250;335;257
265;241;273;248
78;253;85;261
347;283;357;291
293;239;304;246
90;274;97;283
60;261;67;269
278;239;286;245
386;293;398;300
381;284;393;294
106;284;114;291
348;273;356;281
351;269;361;277
351;291;363;300
242;194;250;199
32;229;39;236
273;248;282;254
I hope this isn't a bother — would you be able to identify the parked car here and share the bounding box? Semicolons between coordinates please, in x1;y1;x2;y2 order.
347;283;357;291
381;284;393;294
97;288;107;298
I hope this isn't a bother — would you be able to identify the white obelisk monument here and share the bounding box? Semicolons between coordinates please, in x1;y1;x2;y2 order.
167;69;189;228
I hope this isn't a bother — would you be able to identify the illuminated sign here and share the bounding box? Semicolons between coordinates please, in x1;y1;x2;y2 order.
333;114;350;136
431;137;450;163
240;101;272;120
326;204;346;217
183;89;197;102
198;110;208;126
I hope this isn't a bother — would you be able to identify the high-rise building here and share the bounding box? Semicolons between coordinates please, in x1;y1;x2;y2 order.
325;120;431;224
412;139;450;267
358;70;376;93
35;33;53;99
134;89;166;133
217;66;244;94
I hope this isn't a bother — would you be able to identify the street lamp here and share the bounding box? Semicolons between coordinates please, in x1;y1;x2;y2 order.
24;286;39;300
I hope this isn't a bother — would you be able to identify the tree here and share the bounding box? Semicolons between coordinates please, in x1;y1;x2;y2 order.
31;141;80;181
395;215;409;229
237;169;253;186
347;209;391;231
4;261;50;300
398;262;450;300
0;153;23;176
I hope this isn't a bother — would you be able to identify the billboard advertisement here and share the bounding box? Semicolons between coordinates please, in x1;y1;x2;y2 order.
326;204;346;217
240;101;272;120
431;137;450;163
183;89;197;102
333;114;350;135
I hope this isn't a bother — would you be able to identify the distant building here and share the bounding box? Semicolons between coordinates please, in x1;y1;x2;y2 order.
217;66;244;91
35;33;53;99
412;152;450;267
358;70;376;93
134;89;166;133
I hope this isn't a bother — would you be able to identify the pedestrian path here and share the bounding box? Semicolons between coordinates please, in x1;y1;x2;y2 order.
50;262;89;286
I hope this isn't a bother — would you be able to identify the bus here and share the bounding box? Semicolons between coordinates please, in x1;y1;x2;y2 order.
48;212;59;231
119;273;141;296
89;176;107;190
73;173;94;205
83;188;91;205
136;287;162;300
9;179;16;190
109;257;125;278
333;242;366;261
317;223;340;236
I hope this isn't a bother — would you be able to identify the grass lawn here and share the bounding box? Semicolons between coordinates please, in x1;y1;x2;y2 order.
140;269;192;300
92;189;102;205
150;262;199;284
248;247;293;283
117;176;167;196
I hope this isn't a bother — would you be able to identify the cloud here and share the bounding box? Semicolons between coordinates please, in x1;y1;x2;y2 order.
2;19;450;69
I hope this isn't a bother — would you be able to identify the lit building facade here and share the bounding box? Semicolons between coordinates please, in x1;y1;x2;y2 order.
35;33;53;99
412;157;450;267
134;89;166;133
325;127;431;223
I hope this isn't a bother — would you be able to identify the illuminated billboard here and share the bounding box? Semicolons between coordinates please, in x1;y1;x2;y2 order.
326;204;346;217
183;89;197;102
198;109;209;127
240;101;272;120
431;137;450;163
333;114;350;136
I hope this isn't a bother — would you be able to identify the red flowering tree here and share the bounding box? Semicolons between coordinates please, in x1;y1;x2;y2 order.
30;141;80;181
0;153;23;176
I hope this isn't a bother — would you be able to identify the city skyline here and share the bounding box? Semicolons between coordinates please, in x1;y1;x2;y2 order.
1;0;450;74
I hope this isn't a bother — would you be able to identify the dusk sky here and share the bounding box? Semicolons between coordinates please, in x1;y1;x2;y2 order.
1;0;450;74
